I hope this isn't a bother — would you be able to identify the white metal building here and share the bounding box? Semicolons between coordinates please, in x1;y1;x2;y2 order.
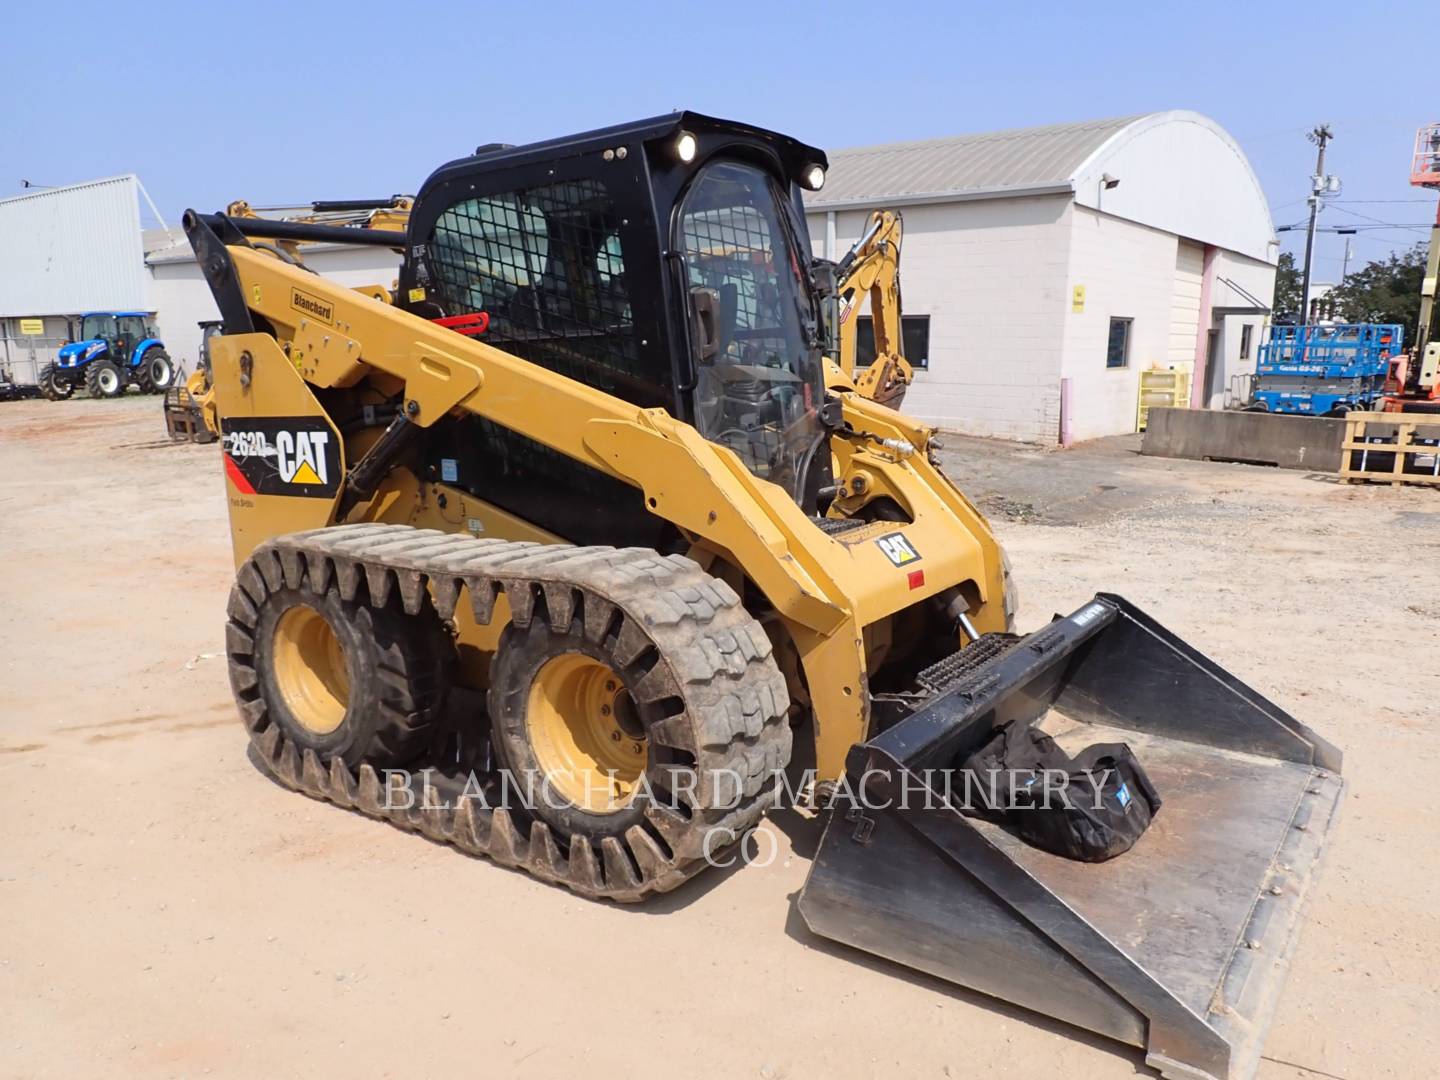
0;175;153;382
806;111;1278;443
0;173;402;383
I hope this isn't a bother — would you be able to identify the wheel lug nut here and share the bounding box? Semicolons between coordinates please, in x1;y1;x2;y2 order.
605;680;617;692
610;731;622;741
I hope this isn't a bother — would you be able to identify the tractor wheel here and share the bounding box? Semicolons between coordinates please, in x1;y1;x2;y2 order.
38;363;73;401
85;360;125;399
136;350;176;394
245;575;453;769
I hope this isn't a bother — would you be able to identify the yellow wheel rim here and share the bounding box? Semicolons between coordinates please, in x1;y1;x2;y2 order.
272;605;350;735
527;653;647;814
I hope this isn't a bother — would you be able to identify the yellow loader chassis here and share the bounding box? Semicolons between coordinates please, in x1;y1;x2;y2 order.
205;288;1006;784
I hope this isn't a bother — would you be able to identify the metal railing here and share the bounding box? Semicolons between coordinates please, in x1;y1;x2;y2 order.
0;335;69;385
1225;372;1255;410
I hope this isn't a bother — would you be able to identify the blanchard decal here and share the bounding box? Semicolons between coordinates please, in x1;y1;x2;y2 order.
290;286;334;325
875;532;921;567
221;417;341;499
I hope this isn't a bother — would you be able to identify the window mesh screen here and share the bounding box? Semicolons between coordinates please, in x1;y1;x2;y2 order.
427;179;648;398
680;205;775;335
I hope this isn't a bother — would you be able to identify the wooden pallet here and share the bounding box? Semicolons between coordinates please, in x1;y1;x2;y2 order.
1338;411;1440;486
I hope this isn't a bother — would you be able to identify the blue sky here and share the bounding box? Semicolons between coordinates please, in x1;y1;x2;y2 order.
4;0;1433;279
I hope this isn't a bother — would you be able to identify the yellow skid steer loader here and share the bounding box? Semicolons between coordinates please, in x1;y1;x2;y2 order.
187;112;1341;1080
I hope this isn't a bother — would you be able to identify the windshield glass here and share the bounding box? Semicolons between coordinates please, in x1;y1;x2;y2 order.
678;161;823;499
81;314;117;342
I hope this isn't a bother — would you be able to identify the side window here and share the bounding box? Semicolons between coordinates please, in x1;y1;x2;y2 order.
117;316;146;345
433;193;548;307
856;314;931;370
1239;323;1254;361
427;179;652;402
1106;317;1132;369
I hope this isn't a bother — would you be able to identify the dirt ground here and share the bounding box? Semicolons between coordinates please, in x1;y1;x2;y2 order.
2;394;1437;1080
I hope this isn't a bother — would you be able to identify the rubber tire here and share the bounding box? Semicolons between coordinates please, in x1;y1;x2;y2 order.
85;360;125;399
247;581;453;769
487;563;792;849
135;350;175;394
38;363;73;400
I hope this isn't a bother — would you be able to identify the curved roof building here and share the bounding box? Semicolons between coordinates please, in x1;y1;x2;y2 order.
807;112;1278;441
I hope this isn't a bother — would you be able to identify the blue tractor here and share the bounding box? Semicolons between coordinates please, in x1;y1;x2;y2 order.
38;311;175;400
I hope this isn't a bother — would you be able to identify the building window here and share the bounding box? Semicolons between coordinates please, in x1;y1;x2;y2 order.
1239;323;1254;361
1106;317;1132;369
855;314;930;370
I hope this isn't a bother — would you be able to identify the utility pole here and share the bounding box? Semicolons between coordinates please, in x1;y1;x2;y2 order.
1299;124;1334;324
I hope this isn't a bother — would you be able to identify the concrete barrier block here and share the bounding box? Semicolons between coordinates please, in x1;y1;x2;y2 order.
1141;408;1345;471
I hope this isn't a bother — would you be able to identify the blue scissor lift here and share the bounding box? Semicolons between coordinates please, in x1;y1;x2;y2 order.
1249;323;1404;416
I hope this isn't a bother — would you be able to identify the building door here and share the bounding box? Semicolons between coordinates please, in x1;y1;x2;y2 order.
1203;328;1222;408
1169;240;1204;366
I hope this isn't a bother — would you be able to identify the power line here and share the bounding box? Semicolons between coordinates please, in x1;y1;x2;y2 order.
1346;232;1419;247
1278;223;1431;232
1331;204;1409;224
1327;205;1432;234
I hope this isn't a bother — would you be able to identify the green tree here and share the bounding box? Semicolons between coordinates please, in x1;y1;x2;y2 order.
1328;242;1428;332
1272;251;1302;320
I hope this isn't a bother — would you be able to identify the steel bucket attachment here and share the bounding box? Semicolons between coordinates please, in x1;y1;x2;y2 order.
799;595;1342;1080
